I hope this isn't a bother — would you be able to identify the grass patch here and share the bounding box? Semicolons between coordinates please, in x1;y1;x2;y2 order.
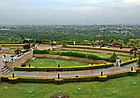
1;74;140;98
52;50;130;62
26;58;90;67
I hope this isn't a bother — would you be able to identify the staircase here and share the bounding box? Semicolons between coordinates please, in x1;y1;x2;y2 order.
1;66;12;75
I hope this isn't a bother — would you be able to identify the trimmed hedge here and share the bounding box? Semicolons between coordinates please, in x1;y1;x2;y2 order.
14;58;138;72
107;71;129;79
14;63;114;72
1;76;55;83
1;68;139;84
54;51;86;58
33;49;50;54
121;58;138;66
98;75;108;82
8;77;19;84
33;49;112;62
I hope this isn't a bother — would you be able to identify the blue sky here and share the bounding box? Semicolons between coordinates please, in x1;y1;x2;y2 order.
0;0;140;25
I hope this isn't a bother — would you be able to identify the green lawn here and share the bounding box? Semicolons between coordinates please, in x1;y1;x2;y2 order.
1;74;140;98
26;58;90;67
52;50;131;62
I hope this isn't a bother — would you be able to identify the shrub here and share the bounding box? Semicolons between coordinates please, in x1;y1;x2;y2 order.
87;54;101;60
54;51;86;58
110;52;117;62
33;49;50;54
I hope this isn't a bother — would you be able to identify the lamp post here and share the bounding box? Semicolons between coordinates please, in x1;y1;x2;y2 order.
58;64;60;68
131;67;133;71
101;71;103;76
12;73;15;78
58;74;60;79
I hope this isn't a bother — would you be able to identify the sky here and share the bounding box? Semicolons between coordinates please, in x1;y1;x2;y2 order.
0;0;140;25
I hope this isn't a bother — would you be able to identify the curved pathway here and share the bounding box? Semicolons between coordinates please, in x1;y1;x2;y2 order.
0;53;138;79
5;62;138;78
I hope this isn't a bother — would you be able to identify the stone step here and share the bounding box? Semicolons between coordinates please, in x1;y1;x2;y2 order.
1;66;12;75
1;66;8;71
1;66;9;71
3;70;12;75
2;68;9;73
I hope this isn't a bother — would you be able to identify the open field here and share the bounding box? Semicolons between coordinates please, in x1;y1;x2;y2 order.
0;74;140;98
26;58;90;67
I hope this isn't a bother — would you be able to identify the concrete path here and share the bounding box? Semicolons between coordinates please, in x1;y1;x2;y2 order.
5;62;138;79
0;53;138;79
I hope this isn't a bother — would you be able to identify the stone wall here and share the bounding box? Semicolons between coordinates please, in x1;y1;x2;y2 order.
6;50;33;70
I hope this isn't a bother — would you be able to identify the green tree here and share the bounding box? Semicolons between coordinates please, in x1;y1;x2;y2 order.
110;52;117;62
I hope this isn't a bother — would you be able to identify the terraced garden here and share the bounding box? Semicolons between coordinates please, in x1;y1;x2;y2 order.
1;44;139;98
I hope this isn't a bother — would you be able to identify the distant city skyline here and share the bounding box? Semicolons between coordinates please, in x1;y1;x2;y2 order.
0;0;140;25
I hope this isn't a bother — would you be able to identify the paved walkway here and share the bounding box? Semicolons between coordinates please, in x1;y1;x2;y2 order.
5;62;138;78
0;53;138;79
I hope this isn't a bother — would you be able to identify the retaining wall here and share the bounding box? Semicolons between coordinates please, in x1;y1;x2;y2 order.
5;50;33;70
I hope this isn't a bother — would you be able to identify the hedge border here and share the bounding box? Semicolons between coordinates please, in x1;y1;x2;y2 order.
14;58;138;72
33;50;114;62
14;63;114;72
121;58;138;66
65;45;131;53
1;68;139;84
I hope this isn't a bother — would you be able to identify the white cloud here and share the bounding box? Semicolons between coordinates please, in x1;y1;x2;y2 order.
0;0;140;24
123;0;140;3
